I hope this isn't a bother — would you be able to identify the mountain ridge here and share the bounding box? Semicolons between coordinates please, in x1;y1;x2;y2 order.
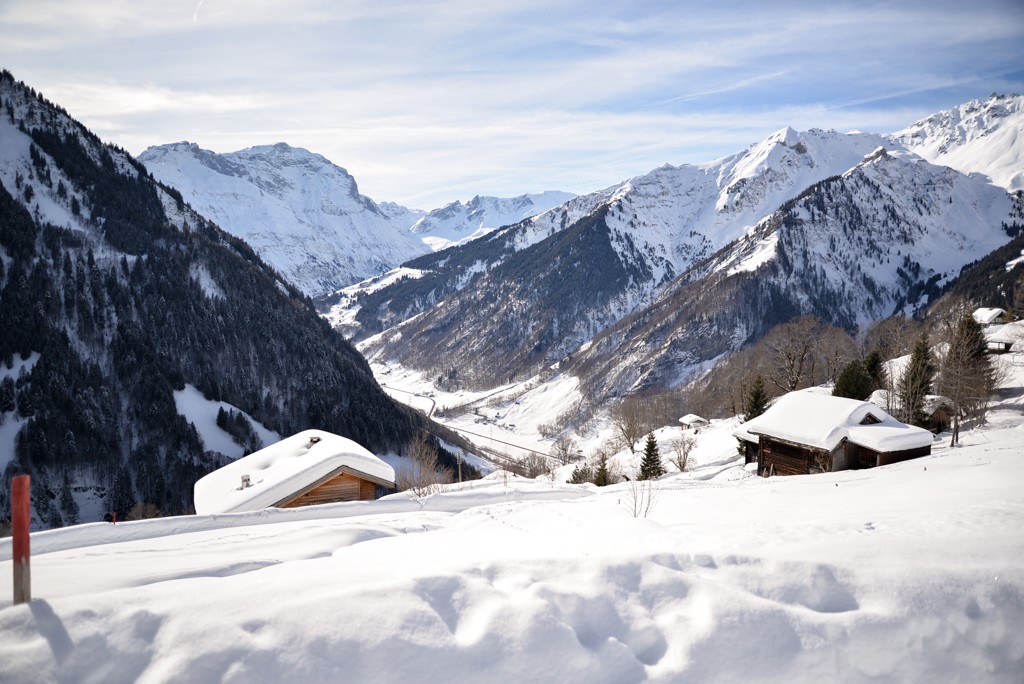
336;95;1023;405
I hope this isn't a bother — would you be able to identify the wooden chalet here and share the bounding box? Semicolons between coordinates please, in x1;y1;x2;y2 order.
194;430;396;515
734;391;933;477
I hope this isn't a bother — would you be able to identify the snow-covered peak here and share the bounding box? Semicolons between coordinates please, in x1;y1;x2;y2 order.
889;93;1024;191
139;142;431;297
410;191;576;250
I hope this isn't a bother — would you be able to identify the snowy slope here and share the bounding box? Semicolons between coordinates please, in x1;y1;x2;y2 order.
890;93;1024;191
411;191;576;250
2;365;1023;682
139;142;431;297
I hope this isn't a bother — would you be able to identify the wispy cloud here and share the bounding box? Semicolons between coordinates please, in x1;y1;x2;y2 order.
1;0;1022;208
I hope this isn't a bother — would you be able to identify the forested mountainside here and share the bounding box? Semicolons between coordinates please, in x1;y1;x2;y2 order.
341;102;1022;396
0;71;443;527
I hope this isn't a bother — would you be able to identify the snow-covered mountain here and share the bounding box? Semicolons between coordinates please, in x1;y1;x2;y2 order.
410;191;576;250
336;129;908;372
334;98;1022;401
0;71;445;525
140;143;577;297
138;142;430;297
889;93;1024;191
567;148;1021;397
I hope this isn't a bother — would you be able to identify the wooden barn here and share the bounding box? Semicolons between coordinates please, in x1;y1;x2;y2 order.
734;391;933;477
194;430;396;515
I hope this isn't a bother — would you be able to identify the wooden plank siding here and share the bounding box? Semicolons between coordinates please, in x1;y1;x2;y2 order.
278;472;380;508
758;437;817;476
843;442;932;469
757;436;842;477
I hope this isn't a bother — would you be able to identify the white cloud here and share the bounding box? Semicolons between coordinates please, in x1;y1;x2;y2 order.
1;0;1022;208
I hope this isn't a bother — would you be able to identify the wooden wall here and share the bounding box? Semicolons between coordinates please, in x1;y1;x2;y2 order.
279;472;379;508
758;437;818;476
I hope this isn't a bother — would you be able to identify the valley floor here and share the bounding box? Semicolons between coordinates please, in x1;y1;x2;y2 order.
2;387;1023;682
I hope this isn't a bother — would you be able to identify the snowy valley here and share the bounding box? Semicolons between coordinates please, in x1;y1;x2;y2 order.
1;67;1024;683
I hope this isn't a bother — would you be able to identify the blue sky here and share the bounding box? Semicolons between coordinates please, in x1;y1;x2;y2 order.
2;0;1022;209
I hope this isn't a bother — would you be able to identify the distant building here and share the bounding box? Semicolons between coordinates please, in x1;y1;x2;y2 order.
679;414;709;430
984;319;1024;354
194;430;396;515
735;391;933;477
973;307;1007;327
867;390;954;434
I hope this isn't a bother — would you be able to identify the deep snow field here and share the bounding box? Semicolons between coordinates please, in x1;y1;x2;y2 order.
2;364;1024;682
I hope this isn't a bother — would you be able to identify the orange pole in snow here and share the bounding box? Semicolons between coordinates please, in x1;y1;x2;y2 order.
12;474;31;604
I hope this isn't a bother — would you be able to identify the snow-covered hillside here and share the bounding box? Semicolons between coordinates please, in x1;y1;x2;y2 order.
890;93;1024;192
3;362;1023;682
139;142;430;297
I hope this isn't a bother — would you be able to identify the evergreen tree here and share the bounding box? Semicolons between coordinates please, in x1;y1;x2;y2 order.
638;433;665;480
864;350;886;391
59;471;79;525
594;454;611;487
111;462;134;520
833;358;872;400
738;374;770;458
898;333;935;428
743;374;769;421
569;462;593;484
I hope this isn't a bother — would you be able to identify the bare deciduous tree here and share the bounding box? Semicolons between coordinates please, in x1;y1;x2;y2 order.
550;435;578;465
764;315;825;392
396;431;453;497
624;478;657;518
938;309;995;445
670;435;694;473
610;396;652;454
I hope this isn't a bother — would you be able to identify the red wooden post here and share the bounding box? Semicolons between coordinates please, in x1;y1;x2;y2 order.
12;474;31;605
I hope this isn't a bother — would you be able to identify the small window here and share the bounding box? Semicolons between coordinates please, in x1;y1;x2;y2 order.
859;413;881;425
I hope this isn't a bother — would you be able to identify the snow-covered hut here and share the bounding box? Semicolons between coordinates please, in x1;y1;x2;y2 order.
735;391;933;477
679;414;709;430
973;307;1007;327
194;430;396;515
984;319;1024;354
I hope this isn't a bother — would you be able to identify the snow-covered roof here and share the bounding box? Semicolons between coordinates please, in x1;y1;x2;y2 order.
985;320;1024;345
973;307;1006;325
679;413;709;426
194;430;395;515
735;390;932;453
867;390;951;416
